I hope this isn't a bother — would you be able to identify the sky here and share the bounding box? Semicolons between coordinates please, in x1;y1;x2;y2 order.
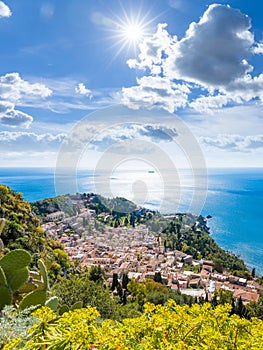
0;0;263;169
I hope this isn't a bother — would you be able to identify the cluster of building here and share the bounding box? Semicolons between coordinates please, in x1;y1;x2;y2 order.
41;200;262;305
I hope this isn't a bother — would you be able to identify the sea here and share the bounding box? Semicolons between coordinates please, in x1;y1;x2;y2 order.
0;167;262;276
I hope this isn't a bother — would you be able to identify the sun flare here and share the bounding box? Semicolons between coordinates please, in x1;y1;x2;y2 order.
104;7;159;59
122;23;144;43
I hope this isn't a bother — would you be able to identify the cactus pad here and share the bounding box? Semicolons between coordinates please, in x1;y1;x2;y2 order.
37;259;49;290
0;249;31;270
45;296;59;311
0;286;12;310
19;289;47;310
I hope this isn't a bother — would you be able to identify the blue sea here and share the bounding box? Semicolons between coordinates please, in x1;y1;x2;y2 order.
0;167;263;275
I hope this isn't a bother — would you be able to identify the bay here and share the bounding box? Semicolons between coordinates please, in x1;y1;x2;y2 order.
0;167;262;275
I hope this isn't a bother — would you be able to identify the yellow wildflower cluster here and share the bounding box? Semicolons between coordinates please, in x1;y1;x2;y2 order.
4;301;263;349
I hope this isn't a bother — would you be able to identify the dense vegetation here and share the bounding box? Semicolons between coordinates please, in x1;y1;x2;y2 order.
30;195;79;217
161;217;248;275
51;268;195;321
0;185;70;279
3;301;263;349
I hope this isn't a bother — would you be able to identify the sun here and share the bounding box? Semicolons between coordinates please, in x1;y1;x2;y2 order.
122;22;144;44
103;6;160;59
112;15;151;55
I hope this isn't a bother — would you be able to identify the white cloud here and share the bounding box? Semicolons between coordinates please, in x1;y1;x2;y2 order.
0;110;33;128
122;4;263;113
200;134;263;152
0;100;13;114
253;43;263;54
122;76;189;113
0;72;52;128
127;23;177;75
62;122;178;153
94;123;177;145
0;100;33;128
75;83;92;97
0;131;66;151
189;94;232;113
167;4;254;87
0;72;52;102
189;74;263;113
0;1;11;18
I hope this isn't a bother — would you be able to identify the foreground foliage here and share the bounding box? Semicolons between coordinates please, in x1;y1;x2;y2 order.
0;185;71;280
4;301;263;349
0;306;37;348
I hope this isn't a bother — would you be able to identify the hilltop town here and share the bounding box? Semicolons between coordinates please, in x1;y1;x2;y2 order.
36;193;262;305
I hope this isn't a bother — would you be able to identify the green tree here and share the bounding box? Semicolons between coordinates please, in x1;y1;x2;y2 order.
236;296;245;317
88;265;105;284
121;273;129;290
111;273;119;291
52;274;119;320
153;272;163;284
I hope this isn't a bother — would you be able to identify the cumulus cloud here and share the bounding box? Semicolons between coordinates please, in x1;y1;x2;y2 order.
75;83;92;97
122;76;189;113
0;1;11;18
253;43;263;54
0;131;66;151
167;4;253;87
200;134;263;152
127;23;177;75
0;100;13;114
0;110;33;128
122;4;263;113
0;100;33;128
0;72;52;127
189;95;232;113
0;72;52;102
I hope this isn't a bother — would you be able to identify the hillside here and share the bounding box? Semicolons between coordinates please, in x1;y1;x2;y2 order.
0;185;70;278
31;192;248;275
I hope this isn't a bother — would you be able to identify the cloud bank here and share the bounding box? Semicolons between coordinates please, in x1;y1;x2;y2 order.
200;134;263;152
0;131;66;151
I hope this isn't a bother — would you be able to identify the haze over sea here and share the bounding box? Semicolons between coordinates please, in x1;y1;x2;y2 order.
1;167;262;276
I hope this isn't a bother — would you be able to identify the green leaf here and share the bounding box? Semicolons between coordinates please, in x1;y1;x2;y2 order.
71;301;83;310
19;289;47;310
18;281;37;294
5;267;29;292
0;249;31;270
37;259;49;290
58;304;69;315
45;296;59;311
0;286;12;310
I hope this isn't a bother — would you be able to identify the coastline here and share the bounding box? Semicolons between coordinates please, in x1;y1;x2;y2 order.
0;167;262;276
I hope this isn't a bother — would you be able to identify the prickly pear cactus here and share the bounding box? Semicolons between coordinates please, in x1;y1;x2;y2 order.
37;258;49;290
0;249;31;292
0;246;54;311
45;296;59;311
19;289;47;310
0;220;58;312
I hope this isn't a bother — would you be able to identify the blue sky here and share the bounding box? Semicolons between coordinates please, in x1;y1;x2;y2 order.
0;0;263;168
